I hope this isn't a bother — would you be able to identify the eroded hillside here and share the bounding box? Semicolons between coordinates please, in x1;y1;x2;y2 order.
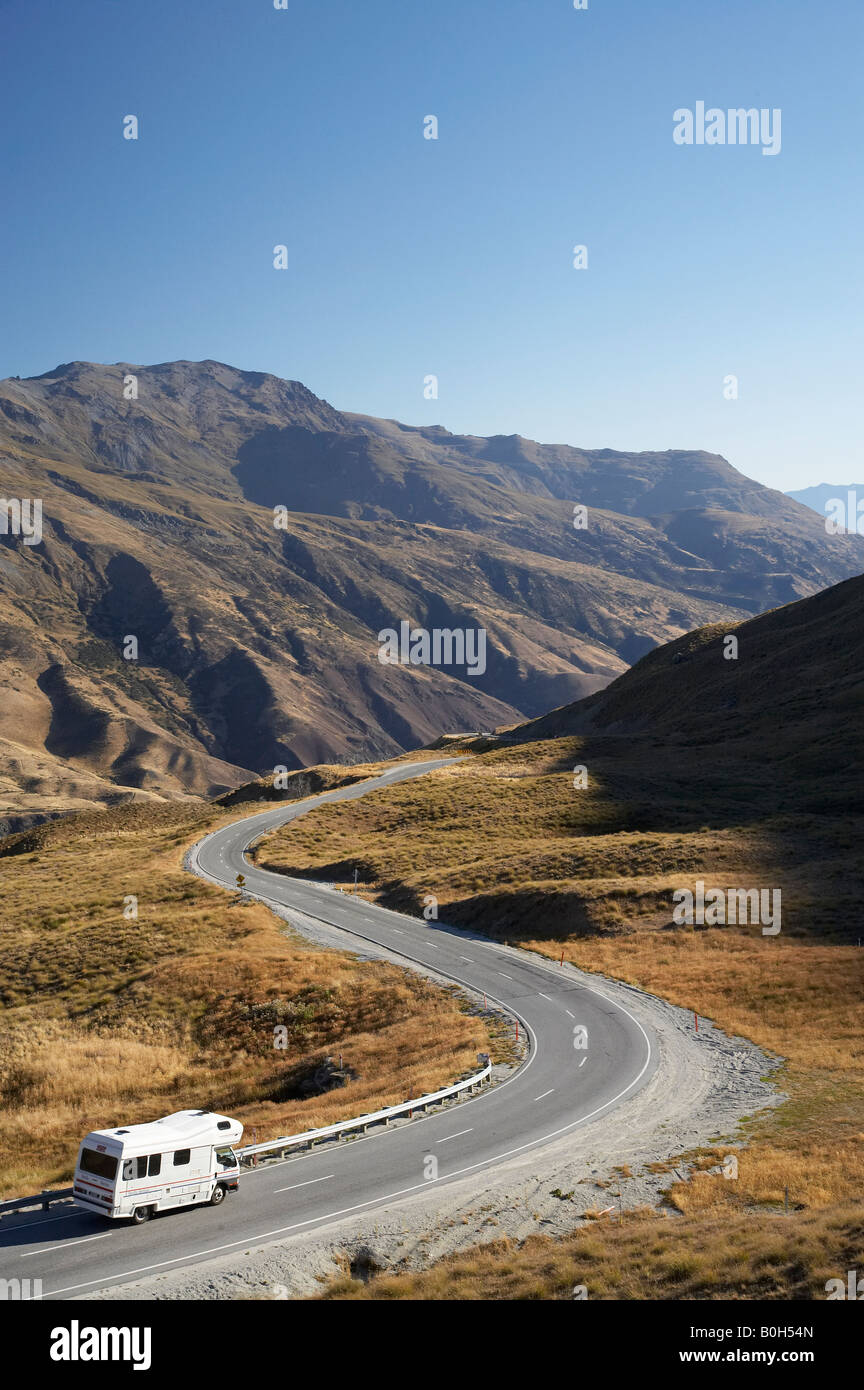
1;358;861;821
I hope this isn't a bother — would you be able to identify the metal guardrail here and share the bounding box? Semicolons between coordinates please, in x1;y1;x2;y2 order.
0;1073;494;1210
0;1186;74;1220
236;1062;493;1164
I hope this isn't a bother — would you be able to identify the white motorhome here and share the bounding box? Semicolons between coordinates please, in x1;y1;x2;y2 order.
73;1110;243;1224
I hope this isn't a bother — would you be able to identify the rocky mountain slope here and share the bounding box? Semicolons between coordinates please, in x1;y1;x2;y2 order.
253;568;864;946
511;570;864;786
0;358;860;823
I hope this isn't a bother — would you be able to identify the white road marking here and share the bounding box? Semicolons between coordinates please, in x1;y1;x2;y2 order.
538;992;552;1001
565;1009;575;1018
436;1129;473;1144
459;956;475;962
44;762;654;1301
579;1058;587;1068
274;1174;335;1194
21;1231;111;1257
46;1018;654;1299
498;972;512;979
533;1089;555;1102
4;1212;77;1232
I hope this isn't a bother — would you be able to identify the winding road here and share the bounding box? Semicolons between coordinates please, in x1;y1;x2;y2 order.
0;757;657;1299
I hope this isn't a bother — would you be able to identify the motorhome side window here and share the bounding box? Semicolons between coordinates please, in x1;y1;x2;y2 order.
173;1149;191;1166
148;1153;162;1177
122;1157;147;1181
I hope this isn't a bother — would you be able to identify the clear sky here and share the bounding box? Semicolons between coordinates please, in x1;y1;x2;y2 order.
1;0;860;491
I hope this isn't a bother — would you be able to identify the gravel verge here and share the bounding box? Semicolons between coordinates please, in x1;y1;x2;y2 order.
84;893;783;1300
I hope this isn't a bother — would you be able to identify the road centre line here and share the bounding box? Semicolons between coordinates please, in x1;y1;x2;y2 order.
435;1129;473;1144
274;1175;335;1194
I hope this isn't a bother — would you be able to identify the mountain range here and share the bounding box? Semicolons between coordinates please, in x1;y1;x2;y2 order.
786;483;864;516
0;358;861;828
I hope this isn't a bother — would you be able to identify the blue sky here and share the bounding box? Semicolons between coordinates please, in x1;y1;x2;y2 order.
0;0;860;491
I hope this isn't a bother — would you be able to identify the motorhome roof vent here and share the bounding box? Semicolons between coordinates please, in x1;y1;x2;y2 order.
217;1120;231;1130
114;1129;129;1134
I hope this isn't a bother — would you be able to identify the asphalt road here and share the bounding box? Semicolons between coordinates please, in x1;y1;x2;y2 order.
0;757;657;1299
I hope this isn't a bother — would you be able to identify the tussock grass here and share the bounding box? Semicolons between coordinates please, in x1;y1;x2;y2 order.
550;931;864;1216
253;738;864;1299
0;795;495;1196
253;740;863;939
319;1205;864;1300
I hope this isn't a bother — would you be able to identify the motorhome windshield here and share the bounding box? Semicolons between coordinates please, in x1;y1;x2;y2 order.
79;1148;118;1181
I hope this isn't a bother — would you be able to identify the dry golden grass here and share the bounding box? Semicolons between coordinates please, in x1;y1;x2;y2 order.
216;750;445;810
0;793;497;1197
253;741;862;940
252;739;864;1299
319;1205;864;1301
540;931;864;1216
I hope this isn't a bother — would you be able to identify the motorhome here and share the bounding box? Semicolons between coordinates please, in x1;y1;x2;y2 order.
73;1110;243;1223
